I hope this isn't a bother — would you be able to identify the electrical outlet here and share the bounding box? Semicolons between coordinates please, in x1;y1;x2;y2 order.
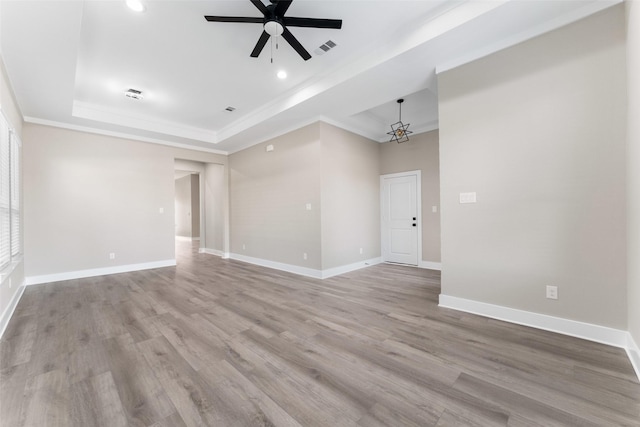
109;252;116;260
242;244;246;250
359;247;363;254
303;253;307;260
546;285;558;300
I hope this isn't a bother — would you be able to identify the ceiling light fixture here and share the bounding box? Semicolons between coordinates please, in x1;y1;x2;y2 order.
264;20;284;37
387;99;412;143
277;70;287;79
126;0;145;12
125;88;144;100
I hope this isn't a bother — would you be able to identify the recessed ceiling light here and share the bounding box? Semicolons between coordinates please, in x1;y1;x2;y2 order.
277;70;287;80
126;0;145;12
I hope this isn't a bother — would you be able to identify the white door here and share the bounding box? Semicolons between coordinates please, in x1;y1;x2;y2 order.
381;172;420;265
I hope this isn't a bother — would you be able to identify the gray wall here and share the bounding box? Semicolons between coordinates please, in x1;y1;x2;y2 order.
230;122;382;271
205;163;225;254
627;1;640;350
23;123;227;278
174;175;192;238
438;6;627;328
380;130;440;264
0;54;24;330
190;174;200;238
320;122;380;269
230;123;322;269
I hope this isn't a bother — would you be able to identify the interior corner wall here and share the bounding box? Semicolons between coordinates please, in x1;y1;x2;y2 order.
438;6;627;328
229;123;322;269
626;0;640;352
319;122;380;270
380;129;440;264
23;123;227;280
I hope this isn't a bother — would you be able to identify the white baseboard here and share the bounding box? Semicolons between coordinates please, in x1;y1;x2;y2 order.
25;259;177;286
0;281;25;339
438;294;629;348
226;253;381;280
626;333;640;382
228;253;323;278
419;260;442;271
199;248;227;257
439;294;640;382
321;257;383;279
175;236;199;242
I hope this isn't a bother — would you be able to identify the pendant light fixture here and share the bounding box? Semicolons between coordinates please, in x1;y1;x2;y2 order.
387;98;412;143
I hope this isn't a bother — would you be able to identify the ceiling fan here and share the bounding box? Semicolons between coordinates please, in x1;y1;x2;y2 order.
204;0;342;61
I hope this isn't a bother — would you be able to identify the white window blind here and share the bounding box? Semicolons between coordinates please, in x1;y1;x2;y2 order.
10;131;20;258
0;114;10;271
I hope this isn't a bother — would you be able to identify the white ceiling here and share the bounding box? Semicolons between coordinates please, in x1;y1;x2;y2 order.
0;0;621;154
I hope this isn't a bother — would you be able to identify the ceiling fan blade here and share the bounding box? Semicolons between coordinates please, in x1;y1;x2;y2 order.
274;0;292;17
250;0;268;15
251;31;271;57
281;27;311;61
284;17;342;29
205;16;264;23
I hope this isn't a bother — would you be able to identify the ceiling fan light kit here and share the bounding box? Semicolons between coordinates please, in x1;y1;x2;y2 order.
204;0;342;61
264;20;284;37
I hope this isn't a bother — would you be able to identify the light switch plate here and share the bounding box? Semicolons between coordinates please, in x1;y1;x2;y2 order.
459;192;477;204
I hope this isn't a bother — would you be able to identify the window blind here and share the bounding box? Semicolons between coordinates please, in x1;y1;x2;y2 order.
0;114;10;271
10;131;20;257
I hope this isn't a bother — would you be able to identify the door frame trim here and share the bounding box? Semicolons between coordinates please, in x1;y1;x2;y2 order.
380;170;422;266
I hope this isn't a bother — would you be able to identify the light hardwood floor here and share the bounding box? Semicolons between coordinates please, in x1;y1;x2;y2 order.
1;241;639;426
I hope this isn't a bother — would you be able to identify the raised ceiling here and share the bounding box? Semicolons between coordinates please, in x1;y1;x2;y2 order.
0;0;620;154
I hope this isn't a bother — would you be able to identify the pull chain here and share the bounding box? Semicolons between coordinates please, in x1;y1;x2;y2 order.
270;35;279;64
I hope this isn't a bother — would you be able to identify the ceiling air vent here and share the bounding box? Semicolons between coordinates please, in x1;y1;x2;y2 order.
314;40;337;56
124;88;144;100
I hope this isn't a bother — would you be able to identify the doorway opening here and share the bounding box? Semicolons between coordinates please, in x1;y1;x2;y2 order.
174;159;228;262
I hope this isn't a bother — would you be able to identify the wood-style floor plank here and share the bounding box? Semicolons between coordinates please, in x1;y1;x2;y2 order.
1;240;639;426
